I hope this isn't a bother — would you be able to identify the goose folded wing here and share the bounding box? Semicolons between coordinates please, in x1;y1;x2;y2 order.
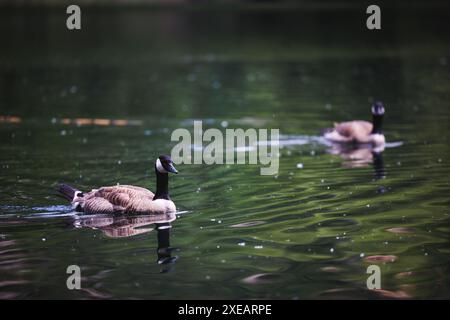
335;121;373;139
334;122;355;137
98;186;153;204
117;185;155;198
99;186;154;199
84;197;118;214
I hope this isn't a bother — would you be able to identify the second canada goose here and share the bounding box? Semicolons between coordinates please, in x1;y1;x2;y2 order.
58;155;178;214
323;102;386;147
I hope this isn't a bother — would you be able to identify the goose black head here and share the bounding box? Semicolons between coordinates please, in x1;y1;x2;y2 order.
156;155;178;174
371;101;385;134
371;101;385;116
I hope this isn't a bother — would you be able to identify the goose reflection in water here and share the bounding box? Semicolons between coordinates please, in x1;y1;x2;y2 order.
72;211;178;269
326;143;386;180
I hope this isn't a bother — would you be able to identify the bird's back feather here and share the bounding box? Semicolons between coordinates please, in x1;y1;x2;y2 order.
324;120;373;143
68;184;174;214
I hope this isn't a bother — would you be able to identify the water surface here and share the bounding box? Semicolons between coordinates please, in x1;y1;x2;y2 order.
0;4;449;299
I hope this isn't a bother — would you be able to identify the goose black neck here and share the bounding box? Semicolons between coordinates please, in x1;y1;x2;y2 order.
154;167;170;200
371;114;383;134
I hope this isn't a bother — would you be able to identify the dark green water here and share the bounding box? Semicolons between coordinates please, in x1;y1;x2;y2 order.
0;4;449;299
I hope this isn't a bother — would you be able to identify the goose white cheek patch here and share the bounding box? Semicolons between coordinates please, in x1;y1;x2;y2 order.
156;158;168;173
371;106;385;115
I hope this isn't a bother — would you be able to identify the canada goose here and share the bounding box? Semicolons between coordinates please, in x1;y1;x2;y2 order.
323;102;386;147
58;155;178;214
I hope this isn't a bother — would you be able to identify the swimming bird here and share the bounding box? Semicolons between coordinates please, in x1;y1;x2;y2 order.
58;155;178;214
323;102;386;147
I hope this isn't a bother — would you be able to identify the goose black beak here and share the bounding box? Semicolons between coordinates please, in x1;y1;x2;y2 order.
167;163;178;174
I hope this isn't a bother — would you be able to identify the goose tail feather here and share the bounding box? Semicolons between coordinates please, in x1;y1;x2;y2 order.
321;127;334;136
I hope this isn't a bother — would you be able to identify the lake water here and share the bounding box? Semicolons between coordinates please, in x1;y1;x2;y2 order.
0;4;449;299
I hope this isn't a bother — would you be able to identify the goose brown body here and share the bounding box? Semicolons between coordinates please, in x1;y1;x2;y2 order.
73;185;175;214
325;120;376;144
323;102;386;146
59;155;178;215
